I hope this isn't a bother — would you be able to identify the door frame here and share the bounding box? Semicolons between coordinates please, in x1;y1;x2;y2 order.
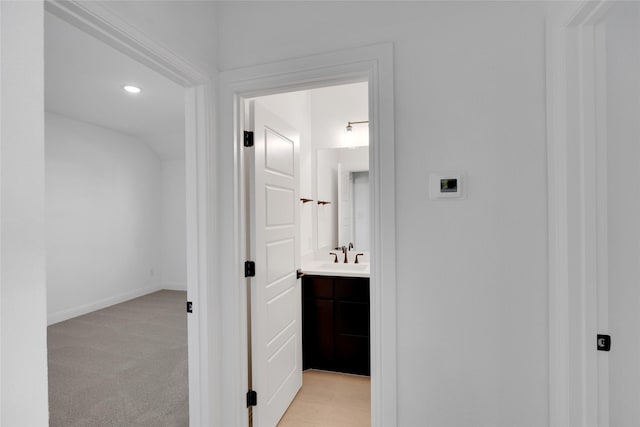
547;1;614;426
218;44;397;427
43;2;216;425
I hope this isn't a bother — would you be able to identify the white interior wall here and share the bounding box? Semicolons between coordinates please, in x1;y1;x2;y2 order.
603;3;640;425
0;2;49;425
337;147;369;172
161;158;187;290
218;2;549;426
309;82;369;150
46;112;162;324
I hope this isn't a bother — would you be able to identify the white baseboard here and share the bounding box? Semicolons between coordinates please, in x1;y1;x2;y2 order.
48;285;162;325
160;282;187;291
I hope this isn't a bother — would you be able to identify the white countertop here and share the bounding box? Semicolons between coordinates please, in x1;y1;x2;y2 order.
301;260;370;278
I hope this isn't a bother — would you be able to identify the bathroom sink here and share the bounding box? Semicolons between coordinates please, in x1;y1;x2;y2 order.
301;261;370;278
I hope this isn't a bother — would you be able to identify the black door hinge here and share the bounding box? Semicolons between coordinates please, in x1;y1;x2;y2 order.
246;389;257;407
244;131;254;147
245;261;256;277
186;301;193;313
597;334;611;351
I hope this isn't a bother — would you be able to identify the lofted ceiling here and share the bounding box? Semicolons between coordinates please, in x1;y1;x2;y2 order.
44;12;185;160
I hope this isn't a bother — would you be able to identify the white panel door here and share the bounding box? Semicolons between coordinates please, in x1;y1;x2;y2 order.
248;100;302;427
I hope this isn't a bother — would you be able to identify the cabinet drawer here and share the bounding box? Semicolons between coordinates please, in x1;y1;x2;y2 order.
303;299;334;370
334;278;369;302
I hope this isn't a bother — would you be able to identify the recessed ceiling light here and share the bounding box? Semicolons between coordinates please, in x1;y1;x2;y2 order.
123;85;141;94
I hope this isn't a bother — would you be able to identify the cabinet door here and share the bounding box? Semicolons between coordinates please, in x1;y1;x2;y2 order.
335;335;370;376
335;301;369;336
335;300;370;375
303;299;334;370
302;277;334;371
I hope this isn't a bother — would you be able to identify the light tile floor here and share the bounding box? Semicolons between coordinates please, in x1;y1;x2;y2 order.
277;370;370;427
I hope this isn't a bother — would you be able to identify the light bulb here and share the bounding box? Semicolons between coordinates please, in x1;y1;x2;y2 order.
123;85;142;94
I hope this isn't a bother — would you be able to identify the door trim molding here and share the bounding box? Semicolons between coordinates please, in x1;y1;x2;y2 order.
44;0;208;86
218;43;397;427
547;1;613;426
43;2;215;425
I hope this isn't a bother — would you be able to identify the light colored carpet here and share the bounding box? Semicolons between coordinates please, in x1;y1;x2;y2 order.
277;370;370;427
48;290;189;427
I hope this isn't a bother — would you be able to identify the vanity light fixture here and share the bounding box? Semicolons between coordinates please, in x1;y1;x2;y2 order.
346;120;368;132
123;85;142;94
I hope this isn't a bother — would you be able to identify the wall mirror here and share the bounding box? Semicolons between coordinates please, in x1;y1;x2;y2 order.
316;146;369;251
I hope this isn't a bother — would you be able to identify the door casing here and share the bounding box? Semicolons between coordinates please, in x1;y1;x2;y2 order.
218;44;397;427
547;1;616;426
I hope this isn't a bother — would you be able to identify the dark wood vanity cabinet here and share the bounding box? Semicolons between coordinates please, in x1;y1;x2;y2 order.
302;275;370;376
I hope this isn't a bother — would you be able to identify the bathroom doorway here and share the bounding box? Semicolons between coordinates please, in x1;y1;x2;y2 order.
218;43;397;427
246;82;371;426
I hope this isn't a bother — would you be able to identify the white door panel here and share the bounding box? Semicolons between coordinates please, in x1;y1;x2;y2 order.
267;286;297;341
265;129;295;176
266;240;295;284
267;335;298;405
266;187;295;226
248;100;302;427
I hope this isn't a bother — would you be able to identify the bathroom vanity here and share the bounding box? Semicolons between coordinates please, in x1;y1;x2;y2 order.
302;274;370;376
